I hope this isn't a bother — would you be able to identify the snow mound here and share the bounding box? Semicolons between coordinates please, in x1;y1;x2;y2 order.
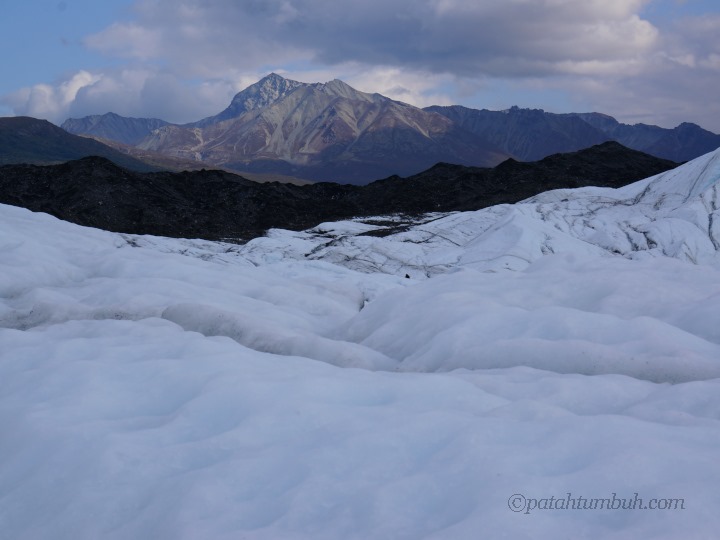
2;310;720;539
162;302;397;370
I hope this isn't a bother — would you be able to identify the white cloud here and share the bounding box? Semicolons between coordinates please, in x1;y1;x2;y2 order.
341;67;455;107
2;71;101;121
2;69;241;125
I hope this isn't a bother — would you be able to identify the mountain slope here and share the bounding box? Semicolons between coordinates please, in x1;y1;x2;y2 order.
61;112;170;146
425;105;610;161
0;116;159;172
83;134;311;184
427;105;720;163
188;72;306;128
0;142;677;240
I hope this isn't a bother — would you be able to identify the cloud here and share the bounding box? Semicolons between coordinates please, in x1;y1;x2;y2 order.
341;66;456;108
84;0;659;78
2;71;101;121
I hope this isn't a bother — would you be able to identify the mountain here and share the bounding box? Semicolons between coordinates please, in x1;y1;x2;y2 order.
61;112;170;146
571;113;720;162
62;74;510;184
0;116;158;172
426;104;720;163
0;142;677;241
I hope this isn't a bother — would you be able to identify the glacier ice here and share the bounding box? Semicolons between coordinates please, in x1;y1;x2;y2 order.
2;147;720;539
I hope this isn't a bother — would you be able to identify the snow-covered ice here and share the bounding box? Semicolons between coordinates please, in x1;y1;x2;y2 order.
2;148;720;539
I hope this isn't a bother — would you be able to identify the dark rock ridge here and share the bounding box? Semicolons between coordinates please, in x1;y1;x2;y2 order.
0;142;678;241
0;117;159;172
426;105;720;163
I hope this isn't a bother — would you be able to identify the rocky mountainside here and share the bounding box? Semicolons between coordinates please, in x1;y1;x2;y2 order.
0;142;677;240
0;116;157;172
427;104;720;163
188;73;306;128
62;74;509;184
425;105;609;161
86;135;311;185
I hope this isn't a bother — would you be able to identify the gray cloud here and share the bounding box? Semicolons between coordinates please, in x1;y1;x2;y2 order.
85;0;659;78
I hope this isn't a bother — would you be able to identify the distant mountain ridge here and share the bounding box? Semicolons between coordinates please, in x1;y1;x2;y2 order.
425;105;720;163
570;113;720;162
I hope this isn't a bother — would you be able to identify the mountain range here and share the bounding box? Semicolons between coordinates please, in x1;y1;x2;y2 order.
0;116;311;184
427;105;720;163
63;74;508;184
59;73;719;184
0;141;677;241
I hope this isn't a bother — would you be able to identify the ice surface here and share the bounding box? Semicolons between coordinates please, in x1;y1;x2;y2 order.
334;255;720;382
2;148;720;539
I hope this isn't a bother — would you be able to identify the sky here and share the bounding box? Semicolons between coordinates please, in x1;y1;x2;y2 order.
1;0;719;131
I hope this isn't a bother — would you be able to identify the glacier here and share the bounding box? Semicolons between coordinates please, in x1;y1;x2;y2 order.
1;148;720;539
